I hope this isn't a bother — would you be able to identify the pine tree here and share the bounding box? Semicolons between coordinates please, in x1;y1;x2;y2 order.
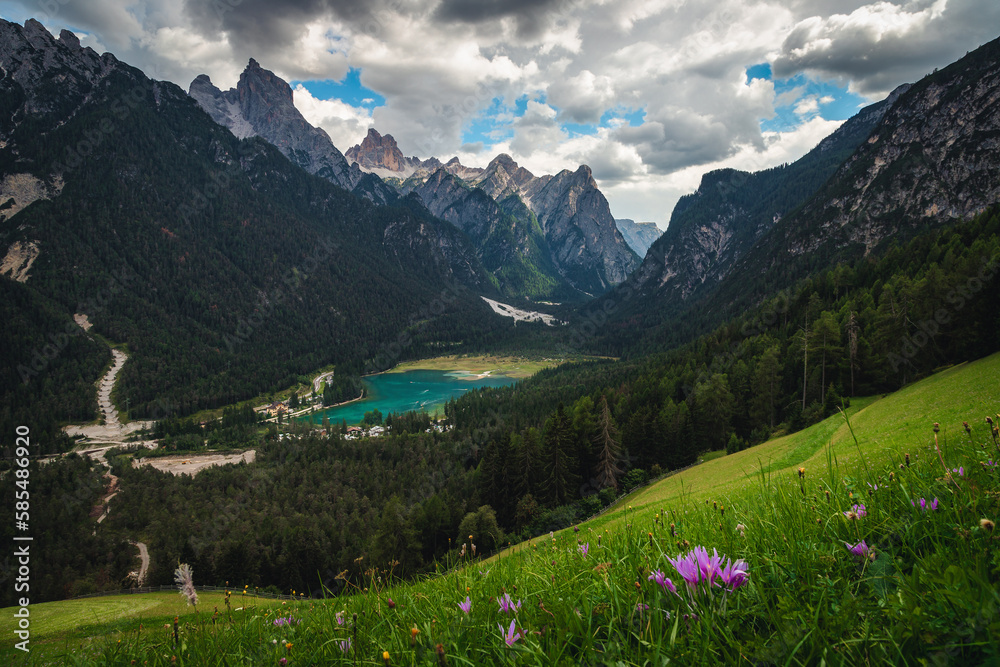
542;404;579;506
750;346;782;429
593;396;623;490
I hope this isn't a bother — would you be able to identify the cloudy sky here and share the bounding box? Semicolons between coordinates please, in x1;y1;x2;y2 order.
2;0;997;226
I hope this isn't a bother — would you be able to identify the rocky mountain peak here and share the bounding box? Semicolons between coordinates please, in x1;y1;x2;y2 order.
188;58;367;193
345;128;408;172
58;29;80;50
238;58;293;107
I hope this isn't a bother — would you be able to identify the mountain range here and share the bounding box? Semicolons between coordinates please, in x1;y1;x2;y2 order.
190;66;638;301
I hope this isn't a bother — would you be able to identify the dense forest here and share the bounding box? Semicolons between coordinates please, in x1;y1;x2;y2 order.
4;207;996;606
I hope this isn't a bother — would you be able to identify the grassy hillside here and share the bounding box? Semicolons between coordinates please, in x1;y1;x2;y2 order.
5;353;999;665
608;355;997;526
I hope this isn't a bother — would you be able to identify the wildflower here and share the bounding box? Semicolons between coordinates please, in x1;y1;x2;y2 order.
666;550;701;588
279;659;287;666
411;627;420;645
635;603;650;614
911;497;939;511
383;650;391;665
338;638;352;654
335;611;345;626
718;558;749;590
436;643;448;666
458;596;472;614
173;564;198;608
387;598;396;609
798;468;805;478
573;525;579;533
578;542;589;558
647;569;677;594
693;546;723;586
498;619;522;646
497;592;521;614
273;617;298;627
735;523;746;537
285;642;292;650
845;540;870;560
981;518;995;532
844;504;867;520
952;467;965;477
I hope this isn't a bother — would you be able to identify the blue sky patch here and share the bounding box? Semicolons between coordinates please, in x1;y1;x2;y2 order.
746;62;869;132
293;68;385;109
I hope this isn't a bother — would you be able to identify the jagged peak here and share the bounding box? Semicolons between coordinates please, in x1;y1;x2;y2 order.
58;29;80;50
189;73;217;90
490;153;519;170
248;57;261;69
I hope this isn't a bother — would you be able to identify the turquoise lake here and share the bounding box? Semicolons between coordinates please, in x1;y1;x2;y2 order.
301;370;518;425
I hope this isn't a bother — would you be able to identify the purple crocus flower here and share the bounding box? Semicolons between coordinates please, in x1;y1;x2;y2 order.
666;550;701;588
335;611;345;626
497;592;521;614
952;467;965;477
338;638;352;654
647;569;677;594
930;497;939;510
578;542;589;558
693;546;723;586
498;619;522;646
273;616;298;627
718;558;749;591
845;540;870;559
458;596;472;614
912;497;940;511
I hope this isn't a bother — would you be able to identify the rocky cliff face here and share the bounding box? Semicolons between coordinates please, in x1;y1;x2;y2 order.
189;60;397;201
783;43;1000;258
517;163;639;294
615;219;662;257
626;85;904;313
394;151;638;297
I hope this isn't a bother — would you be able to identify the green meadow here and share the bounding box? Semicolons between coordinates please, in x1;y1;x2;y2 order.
5;353;999;665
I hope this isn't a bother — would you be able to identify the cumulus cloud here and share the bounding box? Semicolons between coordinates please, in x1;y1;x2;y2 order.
293;84;374;150
773;0;1000;97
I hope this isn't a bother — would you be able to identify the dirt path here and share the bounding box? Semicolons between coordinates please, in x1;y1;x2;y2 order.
134;541;149;586
64;349;153;444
